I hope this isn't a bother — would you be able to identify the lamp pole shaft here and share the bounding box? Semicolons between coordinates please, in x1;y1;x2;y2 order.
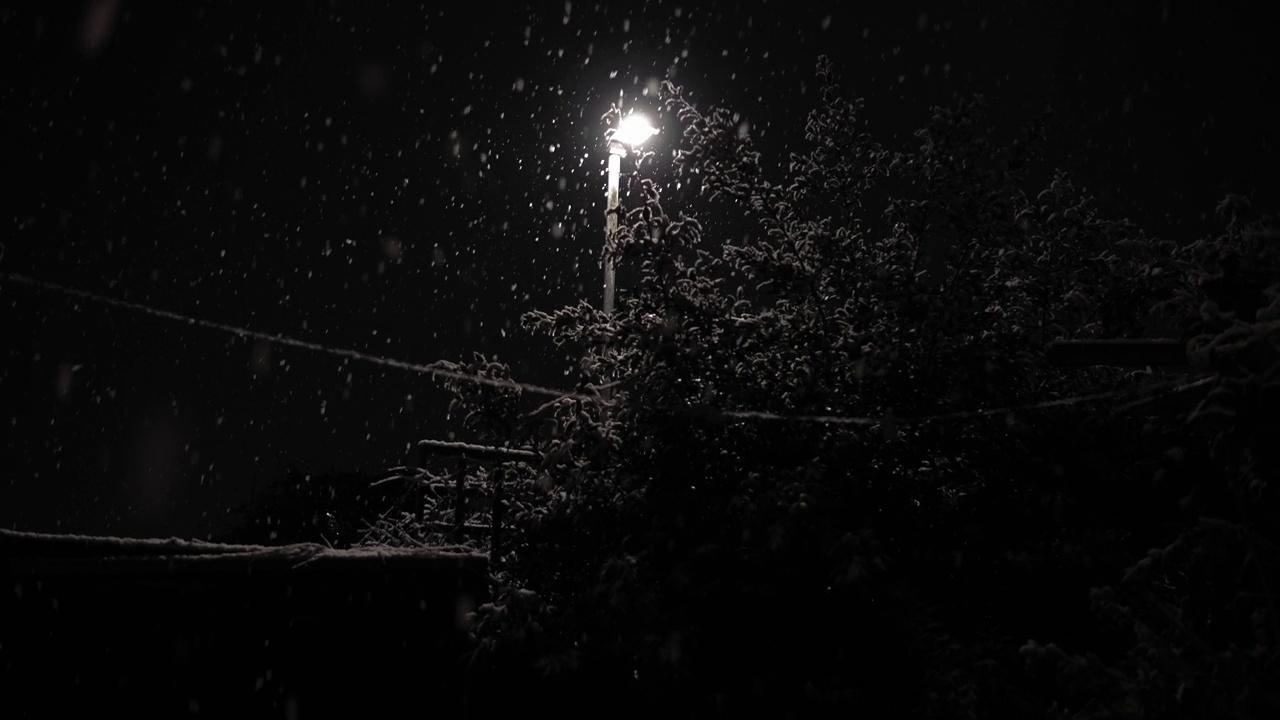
601;143;624;407
604;145;622;315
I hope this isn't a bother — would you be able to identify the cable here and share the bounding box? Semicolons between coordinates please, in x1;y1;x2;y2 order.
3;270;1216;429
2;271;598;403
716;374;1216;427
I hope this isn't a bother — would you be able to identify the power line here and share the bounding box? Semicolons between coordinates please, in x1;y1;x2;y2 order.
3;271;1216;429
2;271;598;403
716;375;1216;427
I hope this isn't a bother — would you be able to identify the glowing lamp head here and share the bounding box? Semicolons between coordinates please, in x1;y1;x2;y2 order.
613;114;658;148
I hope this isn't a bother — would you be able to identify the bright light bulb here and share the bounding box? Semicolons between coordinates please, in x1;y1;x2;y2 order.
614;114;658;147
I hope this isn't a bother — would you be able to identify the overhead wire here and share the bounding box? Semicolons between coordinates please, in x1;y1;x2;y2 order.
3;270;1214;429
2;271;598;403
716;375;1216;427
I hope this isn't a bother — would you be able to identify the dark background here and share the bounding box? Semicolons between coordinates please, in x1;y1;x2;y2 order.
2;0;1275;538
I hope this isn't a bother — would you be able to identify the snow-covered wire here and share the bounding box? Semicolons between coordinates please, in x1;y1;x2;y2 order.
1112;375;1218;412
2;271;596;403
2;271;1216;431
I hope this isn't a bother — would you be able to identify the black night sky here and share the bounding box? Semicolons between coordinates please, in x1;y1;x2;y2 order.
3;0;1276;540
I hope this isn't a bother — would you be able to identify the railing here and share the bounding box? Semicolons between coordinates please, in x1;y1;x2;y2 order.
376;440;539;561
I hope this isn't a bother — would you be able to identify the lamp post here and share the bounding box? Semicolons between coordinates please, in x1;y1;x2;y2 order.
603;113;658;315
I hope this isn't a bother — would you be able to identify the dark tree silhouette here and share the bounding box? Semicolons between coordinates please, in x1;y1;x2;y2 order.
424;58;1277;718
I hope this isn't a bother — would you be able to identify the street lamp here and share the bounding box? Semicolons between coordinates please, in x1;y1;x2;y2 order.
604;112;658;315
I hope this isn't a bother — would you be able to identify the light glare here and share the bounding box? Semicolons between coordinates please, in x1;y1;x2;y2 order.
614;114;658;147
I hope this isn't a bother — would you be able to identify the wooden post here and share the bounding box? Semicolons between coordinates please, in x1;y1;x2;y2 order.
490;472;503;563
452;459;466;539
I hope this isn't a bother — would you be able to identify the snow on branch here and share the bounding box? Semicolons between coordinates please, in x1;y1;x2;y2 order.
0;528;484;574
416;440;539;463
